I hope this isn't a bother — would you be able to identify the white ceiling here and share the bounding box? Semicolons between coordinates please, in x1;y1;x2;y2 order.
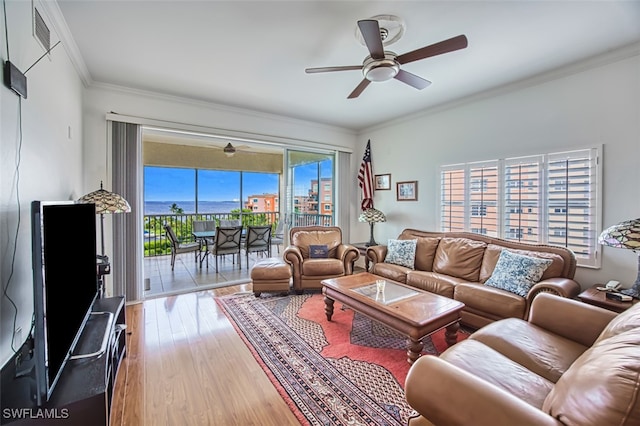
54;1;640;131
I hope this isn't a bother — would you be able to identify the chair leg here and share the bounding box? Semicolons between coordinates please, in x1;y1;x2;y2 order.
171;251;175;271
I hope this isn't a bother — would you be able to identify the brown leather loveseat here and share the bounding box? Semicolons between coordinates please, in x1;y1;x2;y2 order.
367;229;581;328
283;226;359;294
405;293;640;425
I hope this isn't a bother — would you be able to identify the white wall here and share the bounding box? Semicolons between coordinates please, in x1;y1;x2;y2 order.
356;51;640;290
1;1;84;366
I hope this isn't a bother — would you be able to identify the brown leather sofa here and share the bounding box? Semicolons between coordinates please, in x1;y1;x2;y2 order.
283;226;359;294
367;229;581;328
405;293;640;425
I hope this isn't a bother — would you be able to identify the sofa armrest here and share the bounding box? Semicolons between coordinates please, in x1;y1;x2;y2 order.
528;293;617;347
527;277;581;302
366;245;387;265
282;246;303;268
336;244;360;274
405;356;562;426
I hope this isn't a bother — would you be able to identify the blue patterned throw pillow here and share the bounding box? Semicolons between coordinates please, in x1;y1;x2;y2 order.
485;249;553;297
385;239;417;269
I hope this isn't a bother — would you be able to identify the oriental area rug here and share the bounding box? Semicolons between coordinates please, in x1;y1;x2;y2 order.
216;292;469;425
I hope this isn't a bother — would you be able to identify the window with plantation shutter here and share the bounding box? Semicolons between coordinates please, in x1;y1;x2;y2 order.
440;161;498;237
546;149;599;267
469;162;499;237
439;147;600;268
440;166;465;232
503;156;542;244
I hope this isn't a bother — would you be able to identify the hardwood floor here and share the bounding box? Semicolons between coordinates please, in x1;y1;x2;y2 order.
110;284;300;425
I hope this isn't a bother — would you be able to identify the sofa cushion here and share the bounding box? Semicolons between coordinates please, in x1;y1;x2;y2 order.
479;244;565;283
406;271;467;299
440;339;554;409
455;283;527;320
407;236;440;271
542;327;640;425
371;262;411;283
301;258;344;276
432;238;486;282
485;249;552;297
470;318;589;383
386;238;417;269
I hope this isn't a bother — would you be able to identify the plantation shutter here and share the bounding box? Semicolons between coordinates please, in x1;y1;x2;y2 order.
546;148;599;267
469;161;499;237
440;166;465;232
503;156;543;244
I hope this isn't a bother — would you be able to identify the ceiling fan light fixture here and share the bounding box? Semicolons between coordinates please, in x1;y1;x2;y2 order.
363;54;399;82
365;64;399;82
223;142;236;157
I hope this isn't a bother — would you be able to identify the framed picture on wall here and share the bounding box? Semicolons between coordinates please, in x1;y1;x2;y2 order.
396;181;418;201
374;174;391;190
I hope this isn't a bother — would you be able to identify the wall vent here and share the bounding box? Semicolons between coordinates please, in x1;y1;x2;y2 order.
33;6;51;52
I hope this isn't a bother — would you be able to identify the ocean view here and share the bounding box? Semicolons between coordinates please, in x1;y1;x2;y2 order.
145;201;242;215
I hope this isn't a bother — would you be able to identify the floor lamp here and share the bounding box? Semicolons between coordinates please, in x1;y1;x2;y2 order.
359;208;386;247
598;218;640;299
78;181;131;297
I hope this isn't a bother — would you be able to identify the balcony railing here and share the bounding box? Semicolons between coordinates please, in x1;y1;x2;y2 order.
144;212;333;257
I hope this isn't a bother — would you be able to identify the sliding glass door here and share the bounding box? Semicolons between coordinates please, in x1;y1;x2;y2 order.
285;150;335;227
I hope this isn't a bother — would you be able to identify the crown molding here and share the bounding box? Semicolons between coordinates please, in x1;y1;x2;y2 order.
90;80;357;138
37;0;92;87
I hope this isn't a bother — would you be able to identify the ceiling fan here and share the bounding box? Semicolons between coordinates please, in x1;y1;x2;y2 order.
305;19;468;99
214;142;251;157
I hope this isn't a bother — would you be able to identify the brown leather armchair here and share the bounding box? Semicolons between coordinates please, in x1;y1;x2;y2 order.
405;293;640;426
283;226;359;294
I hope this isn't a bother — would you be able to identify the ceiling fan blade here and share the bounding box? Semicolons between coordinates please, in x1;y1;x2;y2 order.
394;69;432;90
305;65;363;74
358;20;385;60
396;34;468;65
347;79;371;99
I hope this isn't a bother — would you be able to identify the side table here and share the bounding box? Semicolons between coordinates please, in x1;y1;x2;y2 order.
577;285;638;313
350;242;370;271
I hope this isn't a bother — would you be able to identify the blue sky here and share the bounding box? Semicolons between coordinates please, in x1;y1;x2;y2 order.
144;164;331;201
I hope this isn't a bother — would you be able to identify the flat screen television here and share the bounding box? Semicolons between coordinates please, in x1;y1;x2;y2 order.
31;201;98;405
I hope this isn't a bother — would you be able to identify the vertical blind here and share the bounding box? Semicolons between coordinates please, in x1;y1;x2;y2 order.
440;148;600;267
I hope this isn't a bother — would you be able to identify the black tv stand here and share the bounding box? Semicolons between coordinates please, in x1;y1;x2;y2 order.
0;296;126;425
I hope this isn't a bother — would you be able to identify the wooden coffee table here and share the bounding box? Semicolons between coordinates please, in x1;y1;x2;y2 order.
322;272;465;364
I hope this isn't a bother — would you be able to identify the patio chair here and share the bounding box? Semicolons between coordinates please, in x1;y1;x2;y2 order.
271;219;285;253
164;224;201;271
193;220;217;267
210;226;243;273
193;220;216;244
245;225;272;264
220;219;241;227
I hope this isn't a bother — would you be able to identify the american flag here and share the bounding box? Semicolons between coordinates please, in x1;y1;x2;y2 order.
358;140;374;210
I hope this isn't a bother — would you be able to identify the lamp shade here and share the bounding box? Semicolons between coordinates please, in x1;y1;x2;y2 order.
598;218;640;299
358;208;386;223
77;182;131;214
598;218;640;250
